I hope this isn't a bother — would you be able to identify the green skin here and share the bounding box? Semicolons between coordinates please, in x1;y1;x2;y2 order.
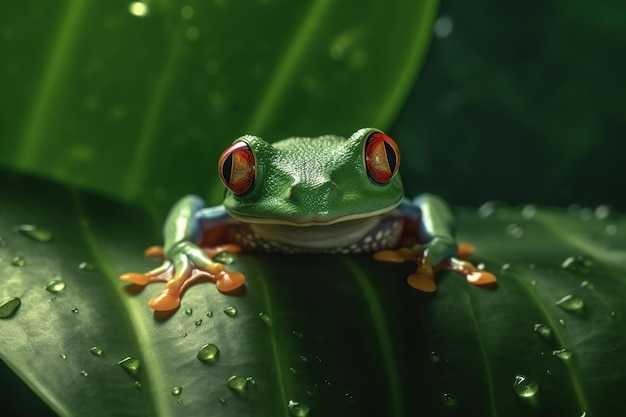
162;128;457;279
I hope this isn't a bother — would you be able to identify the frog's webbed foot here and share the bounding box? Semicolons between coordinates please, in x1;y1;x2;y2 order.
374;244;496;292
120;242;245;311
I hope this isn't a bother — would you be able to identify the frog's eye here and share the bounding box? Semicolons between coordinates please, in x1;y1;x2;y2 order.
218;141;255;195
364;131;400;184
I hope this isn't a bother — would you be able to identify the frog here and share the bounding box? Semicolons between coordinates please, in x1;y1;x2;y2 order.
120;128;496;311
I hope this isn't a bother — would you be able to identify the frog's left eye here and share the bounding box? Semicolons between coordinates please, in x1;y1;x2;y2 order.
218;141;255;195
364;131;400;184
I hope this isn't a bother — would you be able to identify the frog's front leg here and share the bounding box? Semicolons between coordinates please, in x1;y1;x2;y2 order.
120;195;245;311
375;194;496;291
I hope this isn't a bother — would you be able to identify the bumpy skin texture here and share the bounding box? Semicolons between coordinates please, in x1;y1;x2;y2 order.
120;129;495;311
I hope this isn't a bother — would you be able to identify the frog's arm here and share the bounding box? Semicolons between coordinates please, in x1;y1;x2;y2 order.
399;193;457;266
163;195;230;254
121;194;244;311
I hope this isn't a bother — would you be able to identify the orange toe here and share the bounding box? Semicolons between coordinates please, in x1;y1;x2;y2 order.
148;290;180;311
373;250;406;263
144;246;164;257
120;273;152;286
215;271;245;293
466;270;497;286
407;274;437;292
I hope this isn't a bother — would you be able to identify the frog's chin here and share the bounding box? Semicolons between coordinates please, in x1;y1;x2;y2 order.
248;215;386;250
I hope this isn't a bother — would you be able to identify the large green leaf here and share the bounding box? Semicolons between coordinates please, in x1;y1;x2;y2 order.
0;0;437;211
2;170;626;416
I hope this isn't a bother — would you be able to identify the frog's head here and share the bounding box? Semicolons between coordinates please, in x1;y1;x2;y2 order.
217;128;403;226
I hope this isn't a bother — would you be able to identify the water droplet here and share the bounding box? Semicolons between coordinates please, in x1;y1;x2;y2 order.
513;375;539;398
223;306;238;316
11;256;25;267
300;355;308;363
50;296;56;302
501;263;511;272
610;311;617;318
521;204;537;219
60;354;67;359
197;343;219;363
259;312;271;325
441;392;457;407
213;251;234;264
606;224;618;235
558;319;566;326
134;381;142;389
171;386;182;396
78;261;95;271
292;330;304;340
428;351;441;363
45;279;66;293
71;307;79;313
345;392;354;401
289;367;297;374
181;5;194;19
227;375;248;393
552;349;573;360
0;297;21;318
80;370;89;377
14;224;53;242
433;15;454;38
477;202;496;218
561;256;592;274
177;399;183;405
219;397;226;404
90;346;104;356
185;308;193;316
288;400;310;417
595;205;611;219
129;1;149;17
580;280;594;290
206;311;213;317
246;376;256;386
118;356;141;375
506;223;524;238
195;319;202;326
555;294;585;311
533;323;552;340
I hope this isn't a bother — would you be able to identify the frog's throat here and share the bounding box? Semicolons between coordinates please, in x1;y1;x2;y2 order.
248;215;389;250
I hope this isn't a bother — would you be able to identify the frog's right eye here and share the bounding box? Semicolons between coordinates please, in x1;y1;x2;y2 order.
218;141;255;195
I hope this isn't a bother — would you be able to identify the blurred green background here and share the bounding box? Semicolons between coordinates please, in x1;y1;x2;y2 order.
2;0;624;216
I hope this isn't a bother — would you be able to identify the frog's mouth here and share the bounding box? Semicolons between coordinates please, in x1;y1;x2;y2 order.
248;215;386;250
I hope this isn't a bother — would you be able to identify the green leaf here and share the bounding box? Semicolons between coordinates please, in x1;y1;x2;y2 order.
0;0;437;210
2;171;626;416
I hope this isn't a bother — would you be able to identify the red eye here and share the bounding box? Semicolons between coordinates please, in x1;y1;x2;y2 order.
218;141;255;195
364;132;400;184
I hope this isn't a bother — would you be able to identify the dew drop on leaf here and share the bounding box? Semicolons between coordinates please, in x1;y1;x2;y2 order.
246;376;256;386
555;294;585;311
195;319;202;326
506;223;524;238
521;204;537;219
213;251;234;264
219;397;226;404
78;261;96;271
580;280;594;290
227;375;248;393
428;351;441;363
513;375;539;398
288;400;310;417
71;307;79;313
533;323;552;340
197;343;219;363
134;381;141;389
552;349;573;360
171;386;182;396
118;356;141;375
11;256;25;267
90;346;103;356
292;330;304;340
60;354;67;359
129;1;149;17
45;280;66;293
561;256;592;274
14;224;53;242
223;306;238;316
0;297;21;318
80;370;89;377
259;312;272;325
477;202;495;218
206;311;213;317
441;392;457;407
185;308;193;316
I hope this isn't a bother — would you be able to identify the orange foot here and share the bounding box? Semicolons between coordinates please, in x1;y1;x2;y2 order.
373;244;496;292
120;243;245;311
